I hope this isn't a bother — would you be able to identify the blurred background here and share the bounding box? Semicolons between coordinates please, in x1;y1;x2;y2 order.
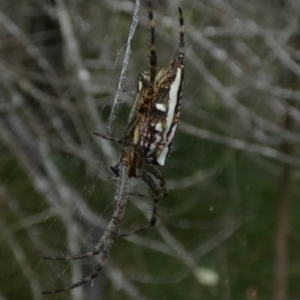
0;0;300;299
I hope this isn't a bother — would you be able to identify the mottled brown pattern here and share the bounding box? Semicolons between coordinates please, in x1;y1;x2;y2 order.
125;60;184;166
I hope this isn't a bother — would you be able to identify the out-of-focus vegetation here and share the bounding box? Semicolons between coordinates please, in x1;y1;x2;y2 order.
0;1;299;299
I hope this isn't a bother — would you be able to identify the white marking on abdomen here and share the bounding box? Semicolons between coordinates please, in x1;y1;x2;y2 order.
163;68;181;145
156;124;177;165
149;143;156;151
168;123;178;146
157;146;169;166
156;103;167;112
155;122;163;132
147;133;162;154
154;133;161;144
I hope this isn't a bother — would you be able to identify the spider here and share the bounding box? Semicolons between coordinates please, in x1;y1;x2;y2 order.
42;3;184;294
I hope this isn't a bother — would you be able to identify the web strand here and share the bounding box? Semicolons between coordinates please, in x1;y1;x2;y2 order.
106;0;141;135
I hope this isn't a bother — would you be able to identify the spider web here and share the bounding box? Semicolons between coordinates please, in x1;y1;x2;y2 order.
106;0;141;135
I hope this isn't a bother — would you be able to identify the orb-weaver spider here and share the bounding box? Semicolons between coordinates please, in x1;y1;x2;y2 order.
42;2;184;294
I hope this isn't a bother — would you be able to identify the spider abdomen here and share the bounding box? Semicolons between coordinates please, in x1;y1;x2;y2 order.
142;64;184;166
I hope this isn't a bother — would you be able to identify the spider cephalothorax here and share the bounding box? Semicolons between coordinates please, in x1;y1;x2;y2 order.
43;3;184;294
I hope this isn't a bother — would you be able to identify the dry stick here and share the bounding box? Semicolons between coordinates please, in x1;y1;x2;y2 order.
273;111;294;300
0;61;100;174
105;265;148;300
180;122;300;168
167;167;218;190
0;209;56;243
0;115;104;297
0;12;60;92
186;20;300;141
55;0;117;164
209;2;300;124
0;104;109;232
193;226;238;258
186;23;243;78
122;233;175;257
1;228;43;300
65;213;84;300
157;223;203;279
0;115;85;299
0;112;108;229
129;199;203;285
187;47;300;144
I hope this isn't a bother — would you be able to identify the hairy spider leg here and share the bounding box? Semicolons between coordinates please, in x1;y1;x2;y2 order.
177;7;185;65
145;162;168;194
147;2;157;93
43;250;100;261
137;2;157;118
93;131;131;146
120;171;160;237
120;162;168;237
128;192;152;198
42;160;129;294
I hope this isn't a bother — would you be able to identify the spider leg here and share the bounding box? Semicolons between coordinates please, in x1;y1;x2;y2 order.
120;170;166;237
128;192;152;198
148;2;156;90
93;131;130;146
144;162;169;196
110;163;151;199
42;265;102;294
138;2;157;112
42;161;129;294
43;249;100;261
177;7;185;65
